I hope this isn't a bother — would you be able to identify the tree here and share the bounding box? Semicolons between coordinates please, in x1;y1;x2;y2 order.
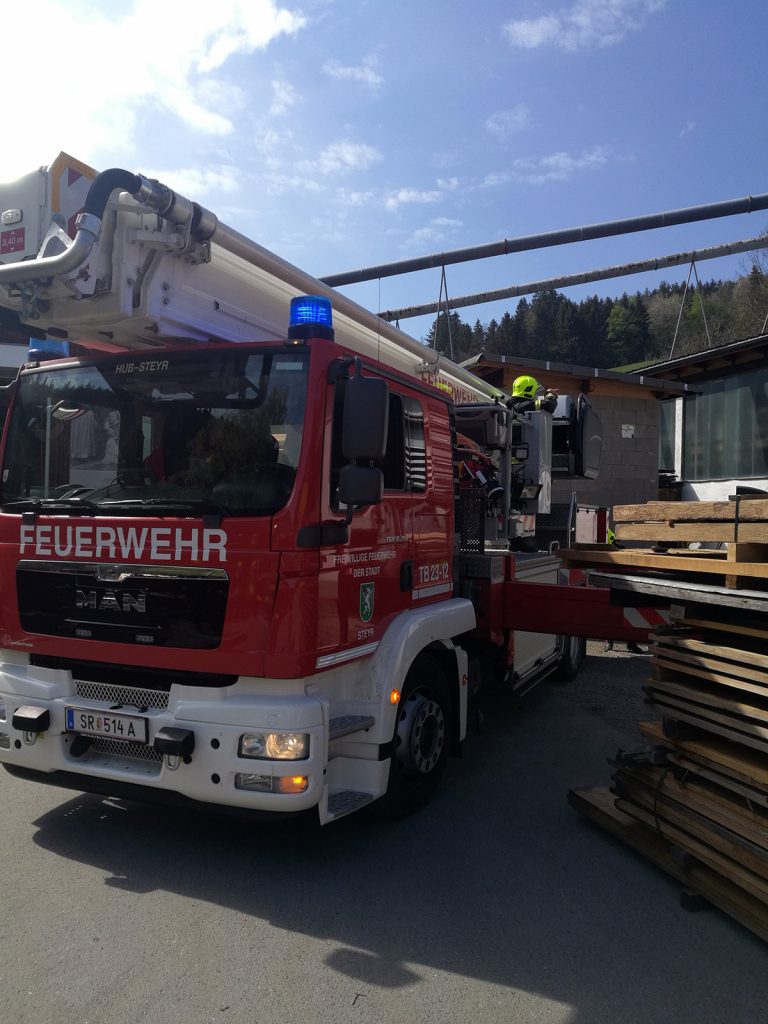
606;298;650;366
425;311;474;361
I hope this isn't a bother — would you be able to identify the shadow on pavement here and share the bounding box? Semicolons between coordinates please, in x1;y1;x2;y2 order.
24;674;768;1022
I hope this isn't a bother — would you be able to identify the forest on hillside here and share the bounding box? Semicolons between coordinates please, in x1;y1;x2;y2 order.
424;252;768;370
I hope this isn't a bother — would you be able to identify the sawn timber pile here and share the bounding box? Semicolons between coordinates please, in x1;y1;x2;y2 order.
562;495;768;589
571;614;768;941
567;498;768;942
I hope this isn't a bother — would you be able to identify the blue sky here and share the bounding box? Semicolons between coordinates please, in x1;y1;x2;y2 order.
5;0;768;342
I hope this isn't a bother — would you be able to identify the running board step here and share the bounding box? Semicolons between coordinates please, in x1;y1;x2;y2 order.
329;714;375;740
327;789;375;819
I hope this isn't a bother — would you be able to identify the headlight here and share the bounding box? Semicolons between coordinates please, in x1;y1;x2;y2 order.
0;701;6;722
238;732;309;760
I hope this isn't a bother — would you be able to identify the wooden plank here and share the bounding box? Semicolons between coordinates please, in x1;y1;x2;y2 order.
613;500;735;522
613;498;768;523
660;780;768;857
726;543;768;589
616;522;768;543
639;720;768;791
615;796;768;903
652;632;768;671
561;547;768;581
652;654;768;702
683;617;768;642
651;692;768;749
569;787;768;943
614;777;768;885
651;643;768;690
647;673;768;724
614;763;768;865
669;757;768;810
650;698;768;756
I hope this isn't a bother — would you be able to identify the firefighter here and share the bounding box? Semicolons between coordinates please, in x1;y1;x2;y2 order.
508;375;558;414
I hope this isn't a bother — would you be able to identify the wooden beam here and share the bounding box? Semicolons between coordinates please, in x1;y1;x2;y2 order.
569;787;768;942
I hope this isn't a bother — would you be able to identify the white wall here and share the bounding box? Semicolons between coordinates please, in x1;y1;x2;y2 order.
683;479;768;500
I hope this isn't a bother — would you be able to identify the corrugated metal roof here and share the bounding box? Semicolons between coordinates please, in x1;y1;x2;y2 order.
631;332;768;379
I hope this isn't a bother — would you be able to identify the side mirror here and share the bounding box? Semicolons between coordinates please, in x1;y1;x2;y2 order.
342;374;389;460
338;464;384;507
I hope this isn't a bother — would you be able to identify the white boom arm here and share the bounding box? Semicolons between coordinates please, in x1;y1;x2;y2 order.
0;159;505;405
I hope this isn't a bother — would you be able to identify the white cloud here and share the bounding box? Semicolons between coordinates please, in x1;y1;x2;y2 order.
482;171;512;188
504;0;665;52
679;120;696;138
322;57;384;91
313;142;382;175
269;80;300;117
0;0;306;182
142;165;243;197
486;105;532;141
265;173;325;196
510;145;611;184
403;217;464;249
384;188;442;212
335;188;378;207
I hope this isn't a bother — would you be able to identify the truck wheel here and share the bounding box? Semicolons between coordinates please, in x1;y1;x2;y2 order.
375;655;452;818
553;635;586;682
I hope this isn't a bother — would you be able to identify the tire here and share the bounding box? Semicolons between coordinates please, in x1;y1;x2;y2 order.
375;655;452;818
553;635;586;682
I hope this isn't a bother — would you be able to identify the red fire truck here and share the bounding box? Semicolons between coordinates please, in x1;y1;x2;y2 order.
0;158;655;822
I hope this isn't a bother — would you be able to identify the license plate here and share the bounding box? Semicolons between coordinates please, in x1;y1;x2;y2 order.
65;706;148;744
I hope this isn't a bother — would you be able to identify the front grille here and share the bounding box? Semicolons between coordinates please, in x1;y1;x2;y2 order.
18;562;228;649
89;737;163;764
74;680;169;710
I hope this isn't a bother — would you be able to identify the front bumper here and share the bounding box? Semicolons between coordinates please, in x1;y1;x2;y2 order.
0;660;328;814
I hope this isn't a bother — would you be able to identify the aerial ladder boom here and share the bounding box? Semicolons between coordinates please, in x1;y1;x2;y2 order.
0;160;503;405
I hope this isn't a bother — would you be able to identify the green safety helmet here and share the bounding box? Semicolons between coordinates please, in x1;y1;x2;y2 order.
512;375;539;399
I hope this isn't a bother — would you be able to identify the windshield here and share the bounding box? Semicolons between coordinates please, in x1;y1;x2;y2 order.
1;348;309;517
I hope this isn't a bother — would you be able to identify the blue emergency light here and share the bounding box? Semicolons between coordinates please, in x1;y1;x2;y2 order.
288;294;334;342
27;338;70;362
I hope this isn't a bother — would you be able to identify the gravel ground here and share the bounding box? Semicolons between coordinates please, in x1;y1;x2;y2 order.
564;639;659;740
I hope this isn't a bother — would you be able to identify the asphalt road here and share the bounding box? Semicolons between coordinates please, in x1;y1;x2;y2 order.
2;642;767;1024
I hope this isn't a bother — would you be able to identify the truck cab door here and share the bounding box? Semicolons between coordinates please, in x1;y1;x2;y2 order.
316;376;415;664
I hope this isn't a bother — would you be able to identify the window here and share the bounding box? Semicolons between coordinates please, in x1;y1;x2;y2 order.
658;399;676;473
330;385;426;508
1;348;309;517
682;368;768;481
380;394;426;492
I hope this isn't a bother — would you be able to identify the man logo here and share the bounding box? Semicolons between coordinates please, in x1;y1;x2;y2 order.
75;590;147;613
359;582;374;623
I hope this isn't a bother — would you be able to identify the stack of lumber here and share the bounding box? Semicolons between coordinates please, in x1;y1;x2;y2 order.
570;611;768;942
562;496;768;588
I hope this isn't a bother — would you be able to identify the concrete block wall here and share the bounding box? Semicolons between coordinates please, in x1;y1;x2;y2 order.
551;394;659;510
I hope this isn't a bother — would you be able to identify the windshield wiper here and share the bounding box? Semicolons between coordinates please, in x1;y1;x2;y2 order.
2;496;101;515
98;497;232;521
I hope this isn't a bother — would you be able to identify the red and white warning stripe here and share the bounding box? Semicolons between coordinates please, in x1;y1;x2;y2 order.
559;568;589;586
623;607;672;629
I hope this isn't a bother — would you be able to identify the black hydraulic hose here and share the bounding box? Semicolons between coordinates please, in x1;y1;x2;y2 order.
83;168;144;219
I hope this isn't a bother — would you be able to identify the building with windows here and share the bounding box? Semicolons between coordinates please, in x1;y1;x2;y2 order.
639;332;768;500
